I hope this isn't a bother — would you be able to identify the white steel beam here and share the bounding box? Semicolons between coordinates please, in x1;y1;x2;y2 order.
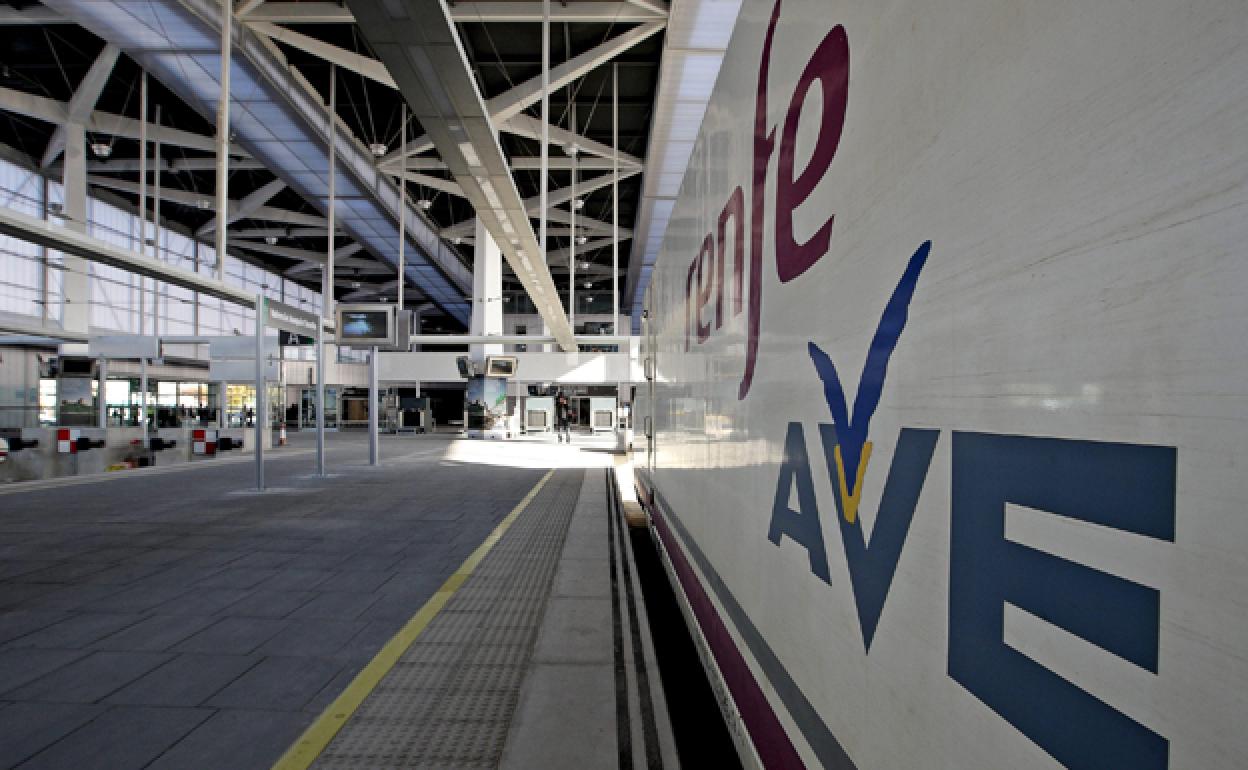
625;0;671;15
197;177;287;236
0;86;248;156
284;242;364;274
41;44;122;168
85;175;328;227
242;2;666;24
393;171;465;198
348;0;577;351
247;22;397;88
235;0;269;16
0;205;257;308
487;23;664;124
502;114;641;165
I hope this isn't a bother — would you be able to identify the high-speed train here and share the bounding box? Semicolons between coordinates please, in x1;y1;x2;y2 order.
630;0;1247;768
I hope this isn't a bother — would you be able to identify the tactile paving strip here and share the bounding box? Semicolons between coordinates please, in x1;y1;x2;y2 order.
313;468;585;770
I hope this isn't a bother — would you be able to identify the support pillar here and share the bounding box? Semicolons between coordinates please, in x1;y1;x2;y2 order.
60;124;89;335
470;217;504;363
97;359;108;429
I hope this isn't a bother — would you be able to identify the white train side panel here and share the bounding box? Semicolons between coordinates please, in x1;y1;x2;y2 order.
634;0;1248;768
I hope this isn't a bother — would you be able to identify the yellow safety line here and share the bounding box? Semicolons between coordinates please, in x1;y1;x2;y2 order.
271;467;557;770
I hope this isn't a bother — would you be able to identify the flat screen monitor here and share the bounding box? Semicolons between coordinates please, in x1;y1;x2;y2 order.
335;304;396;347
485;356;518;378
58;357;95;376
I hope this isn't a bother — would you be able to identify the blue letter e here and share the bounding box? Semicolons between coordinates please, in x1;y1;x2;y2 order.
949;432;1174;770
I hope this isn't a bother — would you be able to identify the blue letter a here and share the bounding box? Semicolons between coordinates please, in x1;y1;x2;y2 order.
768;422;831;584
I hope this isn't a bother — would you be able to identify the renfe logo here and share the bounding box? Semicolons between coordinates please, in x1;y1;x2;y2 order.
684;0;849;399
721;4;1180;769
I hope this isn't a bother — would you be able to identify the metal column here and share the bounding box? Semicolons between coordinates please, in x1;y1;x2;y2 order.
213;0;231;281
369;347;379;466
612;62;619;335
317;66;336;477
152;104;162;337
97;359;108;429
397;103;406;311
138;71;147;335
255;292;266;491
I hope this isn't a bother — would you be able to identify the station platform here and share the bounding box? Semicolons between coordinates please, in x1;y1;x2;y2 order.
0;433;676;769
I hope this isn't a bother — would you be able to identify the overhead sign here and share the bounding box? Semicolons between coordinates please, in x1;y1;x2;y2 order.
88;335;161;360
266;300;321;336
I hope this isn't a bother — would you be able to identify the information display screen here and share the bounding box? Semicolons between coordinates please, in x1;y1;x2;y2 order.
335;304;396;347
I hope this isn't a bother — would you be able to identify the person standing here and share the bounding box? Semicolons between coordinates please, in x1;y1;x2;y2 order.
555;392;572;444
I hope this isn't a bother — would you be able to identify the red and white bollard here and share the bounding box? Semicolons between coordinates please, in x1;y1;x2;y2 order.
193;428;218;456
279;422;287;446
56;428;80;454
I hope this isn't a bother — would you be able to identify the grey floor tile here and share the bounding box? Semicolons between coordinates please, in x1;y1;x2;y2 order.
499;663;615;770
324;569;394;593
0;649;87;698
0;610;68;645
86;583;194;614
14;705;212;770
146;708;311;770
0;702;106;769
172;617;288;655
20;584;123;612
4;612;146;650
80;563;166;586
224;589;315;619
258;569;334;592
105;653;259;707
531;597;613;665
92;614;219;652
206;656;343;711
0;585;60;609
151;587;252;616
195;567;280;590
4;650;172;703
256;619;362;658
286;591;379;621
552;558;611;598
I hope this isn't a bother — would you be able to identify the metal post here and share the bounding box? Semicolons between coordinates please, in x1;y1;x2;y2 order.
540;0;549;257
369;346;379;465
540;0;551;352
397;103;406;311
138;71;147;335
140;358;148;435
317;65;335;478
214;0;232;281
153;104;162;337
612;62;619;336
216;380;226;427
255;292;265;491
316;316;325;475
570;105;576;331
97;359;108;429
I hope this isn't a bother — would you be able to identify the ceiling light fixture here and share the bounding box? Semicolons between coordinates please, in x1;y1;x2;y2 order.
351;281;361;289
572;198;585;210
564;142;580;157
575;235;588;245
90;142;112;158
370;142;388;158
196;199;213;210
264;235;278;246
417;198;433;210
